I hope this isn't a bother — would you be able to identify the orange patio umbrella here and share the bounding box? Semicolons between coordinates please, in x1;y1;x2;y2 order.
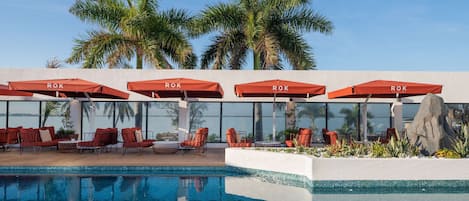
127;78;224;99
8;78;129;99
328;80;442;141
235;79;326;141
328;80;442;99
0;84;33;97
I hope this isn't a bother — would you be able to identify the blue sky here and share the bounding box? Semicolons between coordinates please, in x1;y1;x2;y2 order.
0;0;468;71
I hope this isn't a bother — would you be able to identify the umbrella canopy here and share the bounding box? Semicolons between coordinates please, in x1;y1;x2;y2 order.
235;79;326;142
127;78;224;99
0;84;33;96
8;78;129;99
328;80;442;99
235;79;325;98
328;79;443;142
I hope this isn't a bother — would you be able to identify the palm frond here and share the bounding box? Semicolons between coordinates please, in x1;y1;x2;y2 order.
70;0;126;32
192;3;245;35
256;32;280;69
282;8;333;34
275;27;315;69
201;30;247;69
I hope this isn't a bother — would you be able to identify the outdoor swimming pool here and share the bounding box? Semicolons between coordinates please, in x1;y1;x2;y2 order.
1;166;469;201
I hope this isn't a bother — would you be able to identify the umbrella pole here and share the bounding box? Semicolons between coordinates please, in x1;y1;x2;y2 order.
273;94;276;142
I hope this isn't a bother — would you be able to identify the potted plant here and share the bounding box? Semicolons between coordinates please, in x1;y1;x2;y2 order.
56;127;77;140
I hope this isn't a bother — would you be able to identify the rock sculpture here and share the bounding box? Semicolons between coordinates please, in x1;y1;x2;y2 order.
407;93;456;155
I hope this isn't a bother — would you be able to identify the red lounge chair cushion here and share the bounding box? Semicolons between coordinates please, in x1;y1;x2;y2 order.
181;128;208;148
0;128;7;144
226;128;251;147
7;127;22;144
296;128;312;147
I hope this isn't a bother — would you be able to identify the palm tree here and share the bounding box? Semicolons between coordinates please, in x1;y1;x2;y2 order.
68;0;196;128
67;0;195;69
193;0;333;140
193;0;333;70
42;101;60;127
296;103;330;131
338;105;374;140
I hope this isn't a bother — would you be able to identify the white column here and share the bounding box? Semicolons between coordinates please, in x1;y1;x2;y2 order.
178;100;189;143
69;100;82;138
392;101;403;134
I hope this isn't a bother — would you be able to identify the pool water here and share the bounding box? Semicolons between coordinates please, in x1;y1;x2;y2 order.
1;167;469;201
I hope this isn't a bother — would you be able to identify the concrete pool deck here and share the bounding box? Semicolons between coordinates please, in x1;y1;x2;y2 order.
0;148;225;167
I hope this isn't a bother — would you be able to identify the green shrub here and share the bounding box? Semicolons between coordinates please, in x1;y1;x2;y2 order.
435;149;461;158
370;141;389;158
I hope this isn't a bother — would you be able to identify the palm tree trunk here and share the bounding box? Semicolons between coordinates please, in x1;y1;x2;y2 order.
253;51;261;70
252;51;264;140
286;101;296;129
135;52;143;128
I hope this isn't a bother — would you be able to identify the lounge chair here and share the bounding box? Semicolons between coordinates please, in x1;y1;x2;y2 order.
324;130;338;145
180;128;208;153
77;128;118;152
0;128;7;151
121;127;155;154
7;127;22;144
296;128;312;147
380;128;398;144
226;128;252;147
19;128;61;152
286;128;312;147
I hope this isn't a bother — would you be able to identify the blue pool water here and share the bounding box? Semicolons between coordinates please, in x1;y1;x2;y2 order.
1;166;469;201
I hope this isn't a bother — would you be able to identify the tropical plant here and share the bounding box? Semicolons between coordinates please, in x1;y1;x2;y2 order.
435;149;461;159
452;123;469;157
46;57;63;68
386;136;420;158
67;0;195;69
42;101;60;127
370;141;389;158
296;103;330;133
193;0;333;70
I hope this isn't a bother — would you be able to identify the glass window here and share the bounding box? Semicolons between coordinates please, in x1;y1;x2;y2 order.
403;103;420;122
295;103;327;143
111;102;146;138
221;103;253;142
189;102;220;143
254;102;286;142
365;103;391;140
40;101;70;130
82;102;114;141
327;103;359;141
8;101;40;128
0;101;6;128
147;102;178;140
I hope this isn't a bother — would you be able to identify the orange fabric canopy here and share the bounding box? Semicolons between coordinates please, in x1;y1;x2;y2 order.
0;84;33;96
127;78;224;99
235;79;325;98
8;78;129;99
328;80;442;99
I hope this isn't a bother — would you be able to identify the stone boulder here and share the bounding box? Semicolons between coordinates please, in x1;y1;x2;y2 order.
407;93;456;155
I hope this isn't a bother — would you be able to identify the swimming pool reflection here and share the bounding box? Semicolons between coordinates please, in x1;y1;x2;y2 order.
1;174;469;201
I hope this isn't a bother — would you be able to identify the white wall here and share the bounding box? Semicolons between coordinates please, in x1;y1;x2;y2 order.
226;148;469;181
